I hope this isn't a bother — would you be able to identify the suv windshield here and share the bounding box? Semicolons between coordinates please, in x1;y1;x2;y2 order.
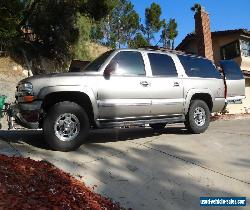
83;50;114;72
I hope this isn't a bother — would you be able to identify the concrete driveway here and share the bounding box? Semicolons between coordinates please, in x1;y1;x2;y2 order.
0;119;249;210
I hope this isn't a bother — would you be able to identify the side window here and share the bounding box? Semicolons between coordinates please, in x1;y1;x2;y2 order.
178;55;221;79
148;53;177;77
220;40;240;60
111;51;145;76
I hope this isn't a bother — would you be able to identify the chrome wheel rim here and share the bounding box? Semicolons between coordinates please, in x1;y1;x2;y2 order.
194;107;206;127
54;113;80;141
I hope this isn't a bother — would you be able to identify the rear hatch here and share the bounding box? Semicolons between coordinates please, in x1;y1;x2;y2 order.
220;60;245;104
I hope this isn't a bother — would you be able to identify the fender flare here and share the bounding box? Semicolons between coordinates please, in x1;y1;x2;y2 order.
38;85;99;122
184;89;214;115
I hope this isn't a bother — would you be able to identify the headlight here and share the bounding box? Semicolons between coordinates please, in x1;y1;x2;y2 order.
18;82;33;93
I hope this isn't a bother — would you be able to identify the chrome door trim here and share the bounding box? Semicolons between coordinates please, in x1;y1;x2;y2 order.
151;98;185;105
98;99;151;107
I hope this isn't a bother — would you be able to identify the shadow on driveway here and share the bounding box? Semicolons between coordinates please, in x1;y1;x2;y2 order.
0;126;247;210
0;125;189;150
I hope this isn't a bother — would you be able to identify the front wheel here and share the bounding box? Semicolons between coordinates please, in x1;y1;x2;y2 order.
185;100;210;134
43;101;90;151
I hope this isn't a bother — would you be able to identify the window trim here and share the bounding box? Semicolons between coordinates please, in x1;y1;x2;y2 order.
177;55;222;79
147;52;178;78
220;40;241;60
102;50;146;77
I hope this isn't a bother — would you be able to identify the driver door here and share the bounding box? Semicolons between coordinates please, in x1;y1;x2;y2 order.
97;51;151;119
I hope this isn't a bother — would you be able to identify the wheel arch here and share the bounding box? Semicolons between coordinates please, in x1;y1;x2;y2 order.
184;89;214;114
40;87;98;127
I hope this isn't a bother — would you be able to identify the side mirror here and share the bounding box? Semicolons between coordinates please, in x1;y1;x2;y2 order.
104;62;117;76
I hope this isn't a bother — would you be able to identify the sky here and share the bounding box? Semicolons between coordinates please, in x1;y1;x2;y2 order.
131;0;250;47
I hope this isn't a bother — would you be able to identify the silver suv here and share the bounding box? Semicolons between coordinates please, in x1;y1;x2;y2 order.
15;48;245;151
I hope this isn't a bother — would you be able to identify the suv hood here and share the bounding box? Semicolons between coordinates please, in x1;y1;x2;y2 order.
18;72;100;95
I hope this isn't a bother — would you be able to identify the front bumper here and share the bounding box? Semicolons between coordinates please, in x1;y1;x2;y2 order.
15;100;43;129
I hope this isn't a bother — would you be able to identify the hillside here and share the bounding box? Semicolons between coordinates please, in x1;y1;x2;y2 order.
0;43;110;103
0;57;26;103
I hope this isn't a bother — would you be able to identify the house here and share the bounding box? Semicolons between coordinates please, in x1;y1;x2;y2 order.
176;8;250;114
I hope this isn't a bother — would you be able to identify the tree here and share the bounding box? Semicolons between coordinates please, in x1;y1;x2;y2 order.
73;15;92;61
143;3;164;44
191;3;202;13
168;18;178;49
128;32;149;48
0;0;24;51
7;0;116;73
160;19;170;48
92;0;139;48
22;0;79;62
160;18;178;49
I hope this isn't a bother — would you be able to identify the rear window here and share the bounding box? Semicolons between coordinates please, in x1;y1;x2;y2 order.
148;53;177;77
178;55;221;79
220;60;244;80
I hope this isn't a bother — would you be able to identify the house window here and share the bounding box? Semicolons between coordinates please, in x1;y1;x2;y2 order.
220;40;240;60
240;39;250;57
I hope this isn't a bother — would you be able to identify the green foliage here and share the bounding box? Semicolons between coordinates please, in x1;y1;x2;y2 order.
91;0;140;48
22;0;79;62
161;18;178;49
0;0;115;73
73;15;92;61
0;0;24;50
1;0;179;72
191;3;202;13
128;33;149;48
90;24;104;43
144;3;164;44
81;0;119;21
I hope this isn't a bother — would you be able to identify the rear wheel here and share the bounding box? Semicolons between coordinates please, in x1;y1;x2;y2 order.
149;123;166;130
185;100;210;134
43;101;90;151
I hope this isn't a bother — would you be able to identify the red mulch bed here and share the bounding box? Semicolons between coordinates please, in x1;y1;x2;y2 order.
0;155;126;210
211;113;250;121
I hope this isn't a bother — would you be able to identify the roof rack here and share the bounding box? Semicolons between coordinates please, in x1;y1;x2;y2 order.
137;46;185;55
137;46;211;60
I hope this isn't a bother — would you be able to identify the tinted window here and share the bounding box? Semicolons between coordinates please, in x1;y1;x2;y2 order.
110;51;145;76
220;60;244;80
148;53;177;77
178;55;221;79
84;50;114;71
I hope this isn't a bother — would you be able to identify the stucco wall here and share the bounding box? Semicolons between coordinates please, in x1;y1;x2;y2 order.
212;34;240;66
241;56;250;71
227;78;250;114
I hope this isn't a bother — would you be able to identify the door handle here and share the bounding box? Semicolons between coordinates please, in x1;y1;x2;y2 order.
140;81;150;87
173;82;179;87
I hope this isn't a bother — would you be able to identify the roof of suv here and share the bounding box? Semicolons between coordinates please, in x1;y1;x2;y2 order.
116;47;213;62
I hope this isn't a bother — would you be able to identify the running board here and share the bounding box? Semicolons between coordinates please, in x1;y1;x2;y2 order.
98;115;185;128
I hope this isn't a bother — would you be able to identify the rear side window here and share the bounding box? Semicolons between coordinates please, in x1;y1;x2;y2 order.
148;53;177;77
111;51;145;76
220;60;244;80
178;55;221;79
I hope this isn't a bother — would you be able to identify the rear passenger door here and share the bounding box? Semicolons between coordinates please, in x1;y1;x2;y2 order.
147;53;184;116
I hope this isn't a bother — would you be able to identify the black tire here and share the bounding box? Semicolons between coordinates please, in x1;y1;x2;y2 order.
149;123;166;130
43;101;90;151
185;100;210;134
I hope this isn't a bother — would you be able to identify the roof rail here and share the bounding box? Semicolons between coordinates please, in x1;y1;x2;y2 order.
137;46;185;55
137;46;211;60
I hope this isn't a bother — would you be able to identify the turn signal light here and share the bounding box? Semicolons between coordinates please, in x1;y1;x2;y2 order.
23;95;34;102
